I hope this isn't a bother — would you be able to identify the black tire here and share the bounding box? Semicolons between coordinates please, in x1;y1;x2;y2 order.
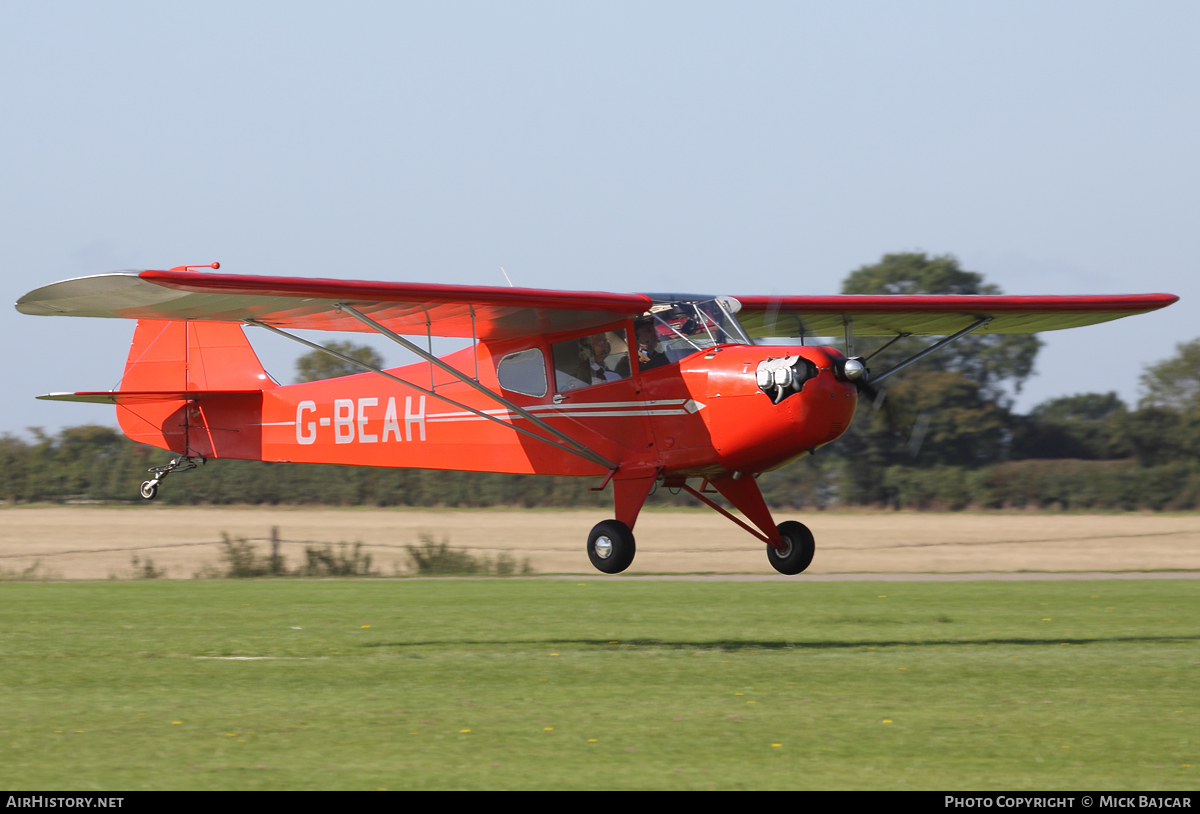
139;481;158;500
587;520;636;574
767;520;815;575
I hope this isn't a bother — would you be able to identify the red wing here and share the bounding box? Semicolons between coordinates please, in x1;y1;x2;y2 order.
17;273;1179;339
16;270;654;340
734;294;1179;337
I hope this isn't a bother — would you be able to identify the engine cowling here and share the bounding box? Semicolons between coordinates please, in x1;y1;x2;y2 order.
668;345;858;476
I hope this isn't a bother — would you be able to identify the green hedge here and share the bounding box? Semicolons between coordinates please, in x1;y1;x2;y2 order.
5;425;1200;512
879;460;1200;511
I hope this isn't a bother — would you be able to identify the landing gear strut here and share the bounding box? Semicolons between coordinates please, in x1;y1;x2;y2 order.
675;474;817;576
139;455;204;500
584;473;655;574
583;471;818;576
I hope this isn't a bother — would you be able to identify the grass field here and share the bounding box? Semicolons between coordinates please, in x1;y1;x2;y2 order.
1;578;1197;790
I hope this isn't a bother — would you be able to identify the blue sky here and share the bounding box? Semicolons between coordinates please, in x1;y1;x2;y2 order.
3;2;1196;434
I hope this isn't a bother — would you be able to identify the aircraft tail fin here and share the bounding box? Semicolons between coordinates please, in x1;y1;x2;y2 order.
121;320;273;392
116;320;272;459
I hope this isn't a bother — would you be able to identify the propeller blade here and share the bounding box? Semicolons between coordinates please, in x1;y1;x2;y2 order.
863;380;888;411
906;411;931;457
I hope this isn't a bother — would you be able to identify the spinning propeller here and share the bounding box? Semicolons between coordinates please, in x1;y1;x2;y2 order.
838;355;933;458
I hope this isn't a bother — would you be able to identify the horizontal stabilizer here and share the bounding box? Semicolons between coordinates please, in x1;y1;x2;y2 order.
37;390;263;404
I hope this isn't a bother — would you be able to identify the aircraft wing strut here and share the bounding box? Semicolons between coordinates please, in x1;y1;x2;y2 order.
331;304;617;469
247;318;618;471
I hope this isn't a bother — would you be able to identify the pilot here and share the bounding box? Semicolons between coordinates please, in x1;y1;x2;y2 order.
586;333;630;383
634;319;669;371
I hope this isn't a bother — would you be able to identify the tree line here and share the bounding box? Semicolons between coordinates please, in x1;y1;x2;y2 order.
3;253;1195;511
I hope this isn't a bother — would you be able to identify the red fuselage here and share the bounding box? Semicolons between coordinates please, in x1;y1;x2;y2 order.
252;340;857;479
114;320;858;480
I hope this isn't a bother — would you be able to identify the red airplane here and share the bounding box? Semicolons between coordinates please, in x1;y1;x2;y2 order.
16;265;1178;575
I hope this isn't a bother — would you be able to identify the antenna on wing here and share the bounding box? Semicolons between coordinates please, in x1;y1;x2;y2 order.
500;266;514;287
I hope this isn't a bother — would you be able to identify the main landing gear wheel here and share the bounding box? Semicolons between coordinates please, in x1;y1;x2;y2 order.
588;520;636;574
767;520;815;575
139;480;158;500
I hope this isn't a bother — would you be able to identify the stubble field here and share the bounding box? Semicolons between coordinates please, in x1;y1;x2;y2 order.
2;506;1200;578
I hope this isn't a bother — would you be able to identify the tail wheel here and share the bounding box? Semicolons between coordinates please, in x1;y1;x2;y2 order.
139;481;158;500
767;520;814;575
587;520;636;574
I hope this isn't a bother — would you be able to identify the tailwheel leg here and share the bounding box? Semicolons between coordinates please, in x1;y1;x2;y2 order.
587;520;636;574
766;521;815;575
139;455;204;500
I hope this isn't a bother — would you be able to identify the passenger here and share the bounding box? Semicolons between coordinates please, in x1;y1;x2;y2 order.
586;333;629;383
635;320;669;371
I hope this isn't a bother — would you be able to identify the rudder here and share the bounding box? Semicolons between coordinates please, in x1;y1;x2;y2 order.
121;320;273;391
118;321;271;459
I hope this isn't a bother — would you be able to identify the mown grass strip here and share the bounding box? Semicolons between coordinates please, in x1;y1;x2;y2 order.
0;579;1196;789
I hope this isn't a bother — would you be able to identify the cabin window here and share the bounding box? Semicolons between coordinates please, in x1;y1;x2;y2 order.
496;348;548;398
637;298;752;364
552;330;631;392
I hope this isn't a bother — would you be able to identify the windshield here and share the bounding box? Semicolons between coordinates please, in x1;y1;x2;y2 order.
634;296;753;366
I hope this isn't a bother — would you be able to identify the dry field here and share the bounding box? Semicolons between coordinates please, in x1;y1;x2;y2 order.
2;505;1199;579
